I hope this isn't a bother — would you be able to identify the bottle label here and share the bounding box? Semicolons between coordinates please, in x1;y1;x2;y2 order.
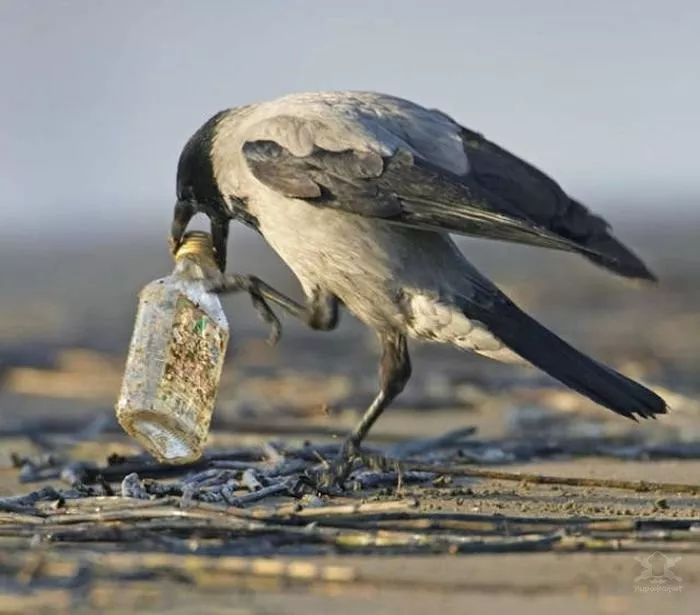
157;294;229;437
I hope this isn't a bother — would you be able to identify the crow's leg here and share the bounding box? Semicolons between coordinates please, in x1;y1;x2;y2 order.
313;332;412;490
211;276;339;332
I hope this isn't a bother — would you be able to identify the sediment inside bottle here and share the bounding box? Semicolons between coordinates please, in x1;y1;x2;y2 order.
115;232;229;464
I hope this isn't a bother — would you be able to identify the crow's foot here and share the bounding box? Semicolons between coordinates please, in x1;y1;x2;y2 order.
303;440;389;494
208;274;282;345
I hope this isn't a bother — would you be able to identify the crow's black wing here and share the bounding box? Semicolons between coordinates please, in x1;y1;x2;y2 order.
243;139;605;258
457;126;655;280
241;114;654;280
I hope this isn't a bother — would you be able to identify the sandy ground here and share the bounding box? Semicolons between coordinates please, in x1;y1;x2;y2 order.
6;553;691;615
2;416;698;614
1;223;698;613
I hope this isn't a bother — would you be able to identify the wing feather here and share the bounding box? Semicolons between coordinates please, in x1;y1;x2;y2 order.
458;126;655;280
243;139;606;258
239;102;655;280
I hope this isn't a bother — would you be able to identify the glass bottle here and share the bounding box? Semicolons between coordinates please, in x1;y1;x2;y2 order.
115;231;229;464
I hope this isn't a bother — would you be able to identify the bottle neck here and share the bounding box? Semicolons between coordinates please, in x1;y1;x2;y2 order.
174;232;219;280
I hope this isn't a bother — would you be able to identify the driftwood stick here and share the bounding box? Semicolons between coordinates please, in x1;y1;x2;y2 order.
242;469;264;492
183;468;238;487
227;480;292;507
268;498;419;519
400;461;700;495
333;529;560;553
555;534;700;553
350;471;434;490
261;441;285;465
84;448;264;482
0;486;63;513
120;473;150;500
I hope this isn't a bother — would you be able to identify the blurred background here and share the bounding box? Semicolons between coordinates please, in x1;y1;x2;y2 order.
0;1;698;441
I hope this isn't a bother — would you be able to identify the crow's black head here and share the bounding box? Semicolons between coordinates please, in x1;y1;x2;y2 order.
173;111;232;271
176;110;227;208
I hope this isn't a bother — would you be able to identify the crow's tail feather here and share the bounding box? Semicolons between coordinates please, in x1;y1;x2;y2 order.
463;298;667;420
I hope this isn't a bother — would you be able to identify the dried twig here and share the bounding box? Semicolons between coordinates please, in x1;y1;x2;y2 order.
121;473;149;499
227;479;293;507
241;468;264;492
400;461;700;495
350;471;434;490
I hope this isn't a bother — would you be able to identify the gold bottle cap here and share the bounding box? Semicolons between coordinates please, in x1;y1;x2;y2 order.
175;231;218;269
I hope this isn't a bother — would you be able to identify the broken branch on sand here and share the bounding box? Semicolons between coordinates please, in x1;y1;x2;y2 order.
399;461;700;495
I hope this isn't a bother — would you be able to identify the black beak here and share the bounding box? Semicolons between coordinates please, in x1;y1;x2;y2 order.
172;200;229;272
171;200;195;254
211;216;230;272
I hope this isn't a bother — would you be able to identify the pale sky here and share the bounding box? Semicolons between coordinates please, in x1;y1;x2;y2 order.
1;0;698;241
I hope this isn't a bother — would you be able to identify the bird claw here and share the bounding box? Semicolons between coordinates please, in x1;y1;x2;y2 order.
247;290;282;346
302;441;389;494
206;274;282;346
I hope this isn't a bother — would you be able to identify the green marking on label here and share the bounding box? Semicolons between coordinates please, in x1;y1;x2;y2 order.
194;316;208;335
